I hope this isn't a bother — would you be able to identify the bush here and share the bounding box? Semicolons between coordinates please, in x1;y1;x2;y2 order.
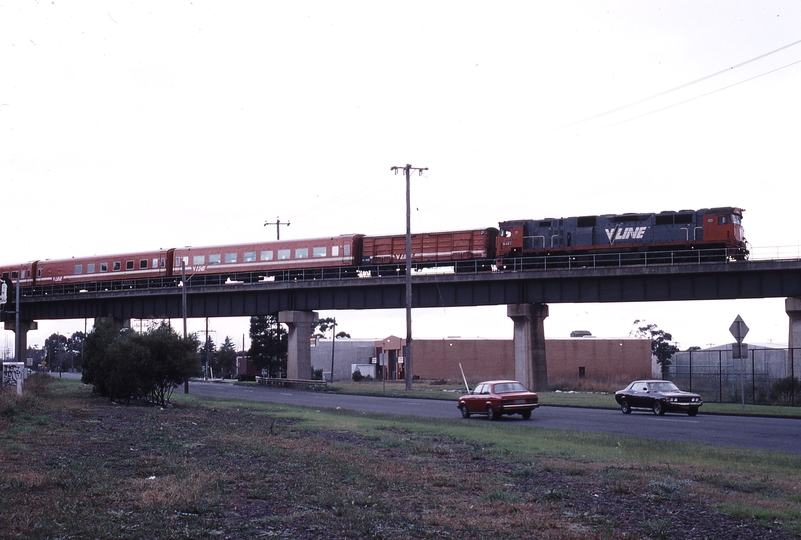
770;377;801;405
352;369;363;382
82;321;201;406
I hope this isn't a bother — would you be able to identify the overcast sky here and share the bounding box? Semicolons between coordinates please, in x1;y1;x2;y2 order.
2;2;800;354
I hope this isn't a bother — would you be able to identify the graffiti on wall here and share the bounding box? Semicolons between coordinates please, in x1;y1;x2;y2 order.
2;362;24;395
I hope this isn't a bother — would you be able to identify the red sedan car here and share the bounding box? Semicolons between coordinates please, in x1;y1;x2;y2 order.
458;380;539;420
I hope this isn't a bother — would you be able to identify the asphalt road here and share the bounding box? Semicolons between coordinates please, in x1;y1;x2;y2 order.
187;381;801;455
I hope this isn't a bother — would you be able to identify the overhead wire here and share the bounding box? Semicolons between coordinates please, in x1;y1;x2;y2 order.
426;37;801;165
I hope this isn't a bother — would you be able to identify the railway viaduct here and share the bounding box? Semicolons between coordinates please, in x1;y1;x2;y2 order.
5;257;801;392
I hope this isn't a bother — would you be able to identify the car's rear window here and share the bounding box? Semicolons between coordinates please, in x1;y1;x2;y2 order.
494;382;527;394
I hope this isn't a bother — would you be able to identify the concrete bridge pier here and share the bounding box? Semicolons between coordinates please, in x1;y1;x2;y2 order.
507;303;549;392
785;297;801;375
3;319;37;364
279;310;318;379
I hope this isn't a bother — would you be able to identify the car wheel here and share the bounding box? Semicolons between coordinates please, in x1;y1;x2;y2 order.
620;399;632;414
688;407;698;417
459;405;471;418
520;410;532;420
486;406;498;420
653;401;665;416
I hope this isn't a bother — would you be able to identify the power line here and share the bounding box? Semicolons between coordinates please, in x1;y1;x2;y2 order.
428;37;801;165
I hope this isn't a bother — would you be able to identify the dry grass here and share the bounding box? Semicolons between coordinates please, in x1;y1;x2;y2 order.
1;375;801;539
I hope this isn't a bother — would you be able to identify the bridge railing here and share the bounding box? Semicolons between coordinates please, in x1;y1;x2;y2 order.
15;246;800;299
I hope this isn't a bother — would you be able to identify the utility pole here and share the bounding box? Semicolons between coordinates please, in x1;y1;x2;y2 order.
198;317;216;380
264;217;290;240
390;164;428;390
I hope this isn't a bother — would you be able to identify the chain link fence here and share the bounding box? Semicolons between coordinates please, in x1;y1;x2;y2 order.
667;346;801;406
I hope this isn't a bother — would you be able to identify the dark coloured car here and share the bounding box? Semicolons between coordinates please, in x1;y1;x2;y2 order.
458;380;539;420
615;380;703;416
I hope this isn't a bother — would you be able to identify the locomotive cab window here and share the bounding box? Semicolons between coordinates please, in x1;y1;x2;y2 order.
718;216;729;225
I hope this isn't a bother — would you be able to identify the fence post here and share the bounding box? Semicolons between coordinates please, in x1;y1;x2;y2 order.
751;349;755;405
718;350;722;403
689;350;693;392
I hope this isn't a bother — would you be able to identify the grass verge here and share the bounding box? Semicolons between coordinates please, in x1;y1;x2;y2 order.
2;375;801;539
321;379;801;418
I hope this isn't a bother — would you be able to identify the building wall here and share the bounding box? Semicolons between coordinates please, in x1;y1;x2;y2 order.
312;337;651;384
546;339;652;381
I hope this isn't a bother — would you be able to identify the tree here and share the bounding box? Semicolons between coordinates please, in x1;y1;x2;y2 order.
217;336;238;379
249;315;287;377
44;333;69;372
198;337;217;378
631;320;679;377
67;331;86;370
312;317;350;340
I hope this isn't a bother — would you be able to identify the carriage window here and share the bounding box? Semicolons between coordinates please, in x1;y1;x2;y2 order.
151;259;158;269
278;249;291;260
244;251;256;262
193;255;205;265
87;263;95;273
126;261;135;270
332;246;340;256
313;247;326;258
225;253;237;263
344;245;350;256
139;259;148;269
11;271;18;279
113;262;121;271
100;263;108;272
260;250;274;261
295;248;309;259
75;265;82;275
209;254;221;265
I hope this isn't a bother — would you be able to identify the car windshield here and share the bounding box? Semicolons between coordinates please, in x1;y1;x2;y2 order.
649;381;680;392
493;382;528;394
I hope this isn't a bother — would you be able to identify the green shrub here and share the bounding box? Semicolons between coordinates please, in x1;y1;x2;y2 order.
770;377;801;405
82;320;200;405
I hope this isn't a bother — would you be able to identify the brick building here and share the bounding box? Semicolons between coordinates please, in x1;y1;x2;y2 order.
311;336;651;384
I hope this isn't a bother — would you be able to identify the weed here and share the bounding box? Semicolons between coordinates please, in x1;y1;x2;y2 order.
647;475;692;501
